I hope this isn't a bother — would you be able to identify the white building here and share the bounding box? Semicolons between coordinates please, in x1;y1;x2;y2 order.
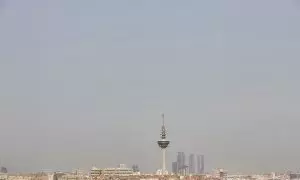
90;165;134;177
213;169;227;179
156;169;168;175
90;167;101;178
57;174;88;180
0;173;7;180
101;167;133;176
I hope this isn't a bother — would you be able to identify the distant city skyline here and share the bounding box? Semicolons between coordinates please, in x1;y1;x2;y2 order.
1;0;300;173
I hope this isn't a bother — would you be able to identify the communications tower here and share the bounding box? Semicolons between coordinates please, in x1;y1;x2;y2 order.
157;113;170;175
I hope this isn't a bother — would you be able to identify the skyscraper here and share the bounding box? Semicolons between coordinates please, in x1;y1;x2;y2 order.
197;155;204;174
177;152;186;175
197;155;201;174
200;155;204;173
0;167;7;173
132;165;139;172
172;162;178;174
188;154;195;174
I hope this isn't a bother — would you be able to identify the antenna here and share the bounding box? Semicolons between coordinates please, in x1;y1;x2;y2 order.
161;113;165;126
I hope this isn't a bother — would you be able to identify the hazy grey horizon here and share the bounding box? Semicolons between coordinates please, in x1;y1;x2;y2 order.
1;0;300;173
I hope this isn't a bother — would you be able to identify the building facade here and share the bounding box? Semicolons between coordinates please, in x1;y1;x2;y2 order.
177;152;185;175
188;154;195;174
101;168;133;176
196;155;204;174
172;162;177;174
90;165;134;177
0;173;7;180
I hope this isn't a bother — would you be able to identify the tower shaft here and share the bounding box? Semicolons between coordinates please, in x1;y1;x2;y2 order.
162;148;166;175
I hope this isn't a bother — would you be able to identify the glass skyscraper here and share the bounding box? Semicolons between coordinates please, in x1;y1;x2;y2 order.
197;155;204;174
188;154;195;174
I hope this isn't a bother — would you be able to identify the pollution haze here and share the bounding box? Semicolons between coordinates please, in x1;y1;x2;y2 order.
1;0;300;174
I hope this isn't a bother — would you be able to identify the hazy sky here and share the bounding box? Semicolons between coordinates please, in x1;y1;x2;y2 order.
1;0;300;174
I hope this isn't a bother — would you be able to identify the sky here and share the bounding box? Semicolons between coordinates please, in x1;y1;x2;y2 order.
1;0;300;174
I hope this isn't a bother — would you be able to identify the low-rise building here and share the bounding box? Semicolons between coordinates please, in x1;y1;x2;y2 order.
90;165;134;177
8;173;49;180
0;173;8;180
90;167;101;179
101;167;133;176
